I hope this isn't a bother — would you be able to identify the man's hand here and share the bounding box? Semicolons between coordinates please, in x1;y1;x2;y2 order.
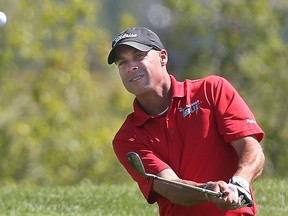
229;176;253;207
205;181;243;210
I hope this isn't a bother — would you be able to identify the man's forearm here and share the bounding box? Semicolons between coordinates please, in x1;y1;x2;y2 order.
152;178;209;206
231;136;265;183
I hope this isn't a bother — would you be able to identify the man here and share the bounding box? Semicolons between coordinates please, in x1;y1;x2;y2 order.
108;27;265;216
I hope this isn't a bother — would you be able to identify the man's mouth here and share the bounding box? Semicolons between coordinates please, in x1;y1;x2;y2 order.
130;75;143;82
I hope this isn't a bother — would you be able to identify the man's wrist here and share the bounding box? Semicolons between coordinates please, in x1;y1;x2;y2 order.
229;176;250;191
229;176;253;207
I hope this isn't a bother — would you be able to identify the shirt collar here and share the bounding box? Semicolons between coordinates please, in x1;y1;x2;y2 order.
132;75;185;126
170;75;185;98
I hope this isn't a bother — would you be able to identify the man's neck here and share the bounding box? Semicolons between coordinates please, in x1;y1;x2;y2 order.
136;84;172;115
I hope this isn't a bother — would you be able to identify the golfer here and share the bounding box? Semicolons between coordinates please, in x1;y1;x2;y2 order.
108;27;265;216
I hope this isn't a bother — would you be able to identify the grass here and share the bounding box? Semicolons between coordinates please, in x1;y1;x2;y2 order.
254;178;288;215
0;178;286;215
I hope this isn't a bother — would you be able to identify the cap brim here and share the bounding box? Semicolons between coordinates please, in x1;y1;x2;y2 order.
108;42;152;64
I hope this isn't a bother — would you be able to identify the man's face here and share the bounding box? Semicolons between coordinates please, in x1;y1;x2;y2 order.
115;45;166;96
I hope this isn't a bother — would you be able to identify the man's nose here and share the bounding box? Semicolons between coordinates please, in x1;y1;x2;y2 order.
127;61;139;73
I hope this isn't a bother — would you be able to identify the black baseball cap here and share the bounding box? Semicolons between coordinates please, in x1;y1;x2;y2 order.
108;27;164;64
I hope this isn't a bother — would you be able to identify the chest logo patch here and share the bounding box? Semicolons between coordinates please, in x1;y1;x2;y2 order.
179;100;200;118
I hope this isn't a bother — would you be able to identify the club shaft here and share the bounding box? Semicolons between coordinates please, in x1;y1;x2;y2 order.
146;173;222;197
126;152;222;197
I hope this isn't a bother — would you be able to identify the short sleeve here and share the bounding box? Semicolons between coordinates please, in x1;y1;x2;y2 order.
205;76;264;142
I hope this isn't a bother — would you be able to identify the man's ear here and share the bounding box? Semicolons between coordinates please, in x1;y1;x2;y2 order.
159;49;168;66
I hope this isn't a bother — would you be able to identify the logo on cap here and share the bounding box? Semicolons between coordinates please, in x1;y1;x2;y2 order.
113;33;138;46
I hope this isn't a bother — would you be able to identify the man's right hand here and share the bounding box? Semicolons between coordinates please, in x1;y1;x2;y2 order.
205;181;244;210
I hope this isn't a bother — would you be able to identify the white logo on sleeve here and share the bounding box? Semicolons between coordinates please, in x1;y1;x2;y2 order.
246;119;257;124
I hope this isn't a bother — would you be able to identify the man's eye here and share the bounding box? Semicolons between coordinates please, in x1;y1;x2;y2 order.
116;60;126;66
135;52;146;60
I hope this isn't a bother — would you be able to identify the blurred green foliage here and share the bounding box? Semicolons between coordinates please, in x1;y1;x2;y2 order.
0;0;133;185
0;0;287;185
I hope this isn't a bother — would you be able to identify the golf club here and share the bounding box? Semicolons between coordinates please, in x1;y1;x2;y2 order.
126;152;223;197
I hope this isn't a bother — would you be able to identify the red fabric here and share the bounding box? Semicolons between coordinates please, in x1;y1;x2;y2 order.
113;75;264;216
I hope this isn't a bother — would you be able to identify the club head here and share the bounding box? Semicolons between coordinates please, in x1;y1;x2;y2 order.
126;152;147;177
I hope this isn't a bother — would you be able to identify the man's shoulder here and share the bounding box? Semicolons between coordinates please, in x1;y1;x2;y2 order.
194;75;225;83
119;112;134;128
171;74;226;85
181;75;227;88
192;75;231;88
114;112;136;135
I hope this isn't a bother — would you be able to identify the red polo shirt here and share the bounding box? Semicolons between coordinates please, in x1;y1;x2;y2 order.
113;75;264;216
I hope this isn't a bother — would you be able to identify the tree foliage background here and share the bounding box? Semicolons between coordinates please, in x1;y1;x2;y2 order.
0;0;287;185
